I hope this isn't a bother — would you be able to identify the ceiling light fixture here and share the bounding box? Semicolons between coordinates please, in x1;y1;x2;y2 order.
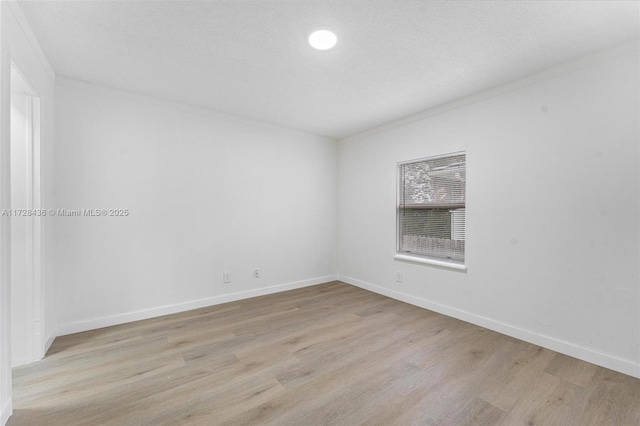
308;29;337;50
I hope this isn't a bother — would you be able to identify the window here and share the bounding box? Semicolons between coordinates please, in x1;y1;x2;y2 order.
397;152;466;268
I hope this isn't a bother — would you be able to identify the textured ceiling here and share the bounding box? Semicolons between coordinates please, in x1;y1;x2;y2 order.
18;0;640;138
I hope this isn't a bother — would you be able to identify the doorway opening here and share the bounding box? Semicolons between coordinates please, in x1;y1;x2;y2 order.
10;63;44;367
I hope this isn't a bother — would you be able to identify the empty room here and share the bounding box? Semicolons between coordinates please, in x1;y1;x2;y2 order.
1;0;639;425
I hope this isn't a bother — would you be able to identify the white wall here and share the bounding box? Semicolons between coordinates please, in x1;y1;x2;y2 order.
54;78;338;333
0;5;8;421
338;47;640;378
1;2;56;424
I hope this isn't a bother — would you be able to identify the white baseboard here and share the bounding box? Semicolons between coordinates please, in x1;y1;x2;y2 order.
1;399;11;426
44;326;57;354
57;275;336;336
339;274;640;379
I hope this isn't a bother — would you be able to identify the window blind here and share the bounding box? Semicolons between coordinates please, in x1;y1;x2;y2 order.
398;152;466;262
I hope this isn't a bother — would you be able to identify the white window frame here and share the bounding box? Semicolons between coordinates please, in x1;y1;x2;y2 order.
394;151;467;271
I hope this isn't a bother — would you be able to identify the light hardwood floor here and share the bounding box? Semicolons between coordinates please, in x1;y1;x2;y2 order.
8;281;640;425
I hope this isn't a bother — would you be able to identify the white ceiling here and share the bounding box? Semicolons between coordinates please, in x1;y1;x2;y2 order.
18;0;640;139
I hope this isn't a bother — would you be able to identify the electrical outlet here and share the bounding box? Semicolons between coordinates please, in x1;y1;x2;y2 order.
223;272;231;283
395;271;403;283
253;269;260;279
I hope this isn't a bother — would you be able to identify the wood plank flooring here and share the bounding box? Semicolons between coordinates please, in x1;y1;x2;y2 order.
8;281;640;425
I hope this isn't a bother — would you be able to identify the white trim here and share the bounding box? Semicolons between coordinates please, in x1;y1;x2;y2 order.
7;70;45;367
30;95;45;361
57;275;336;336
24;94;35;361
5;1;55;82
342;41;639;142
44;326;56;355
0;399;11;426
397;150;466;166
338;274;640;379
0;24;13;426
394;254;467;271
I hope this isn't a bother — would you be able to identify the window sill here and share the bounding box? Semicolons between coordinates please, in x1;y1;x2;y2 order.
394;254;467;271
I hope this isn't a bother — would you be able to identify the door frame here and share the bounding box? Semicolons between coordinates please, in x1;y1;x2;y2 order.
8;61;44;365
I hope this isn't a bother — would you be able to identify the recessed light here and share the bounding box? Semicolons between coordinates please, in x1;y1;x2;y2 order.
308;29;337;50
